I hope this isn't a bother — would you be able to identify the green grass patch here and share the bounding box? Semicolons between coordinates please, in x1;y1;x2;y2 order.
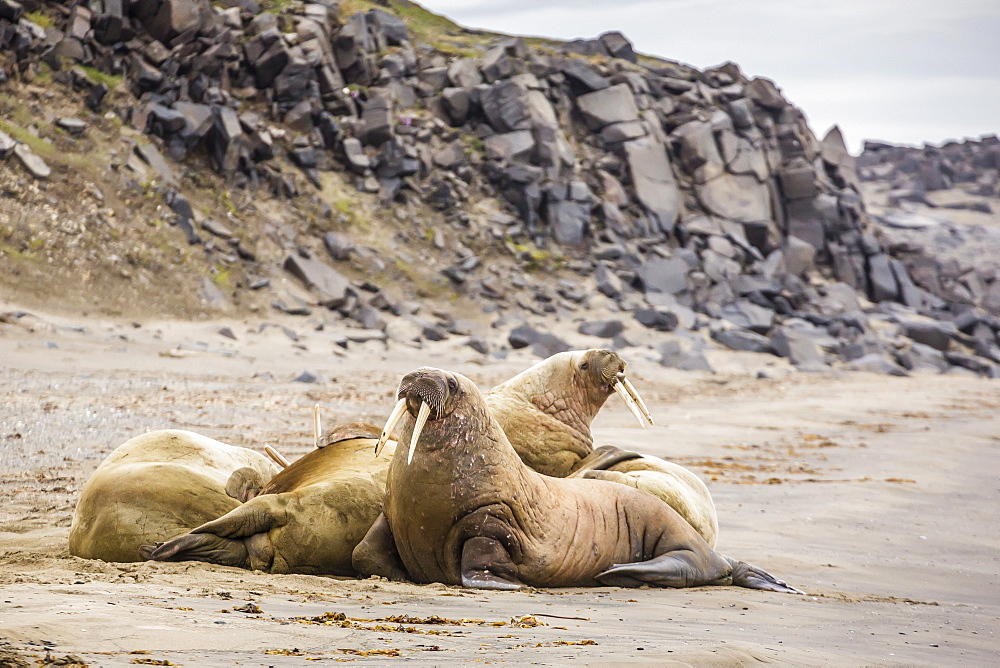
0;120;54;157
211;266;234;290
79;66;123;90
261;0;293;15
25;11;52;28
509;239;563;272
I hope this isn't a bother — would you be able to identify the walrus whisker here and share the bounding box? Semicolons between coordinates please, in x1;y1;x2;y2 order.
313;404;323;448
264;445;290;469
622;376;654;425
377;398;408;456
613;380;647;428
408;401;431;464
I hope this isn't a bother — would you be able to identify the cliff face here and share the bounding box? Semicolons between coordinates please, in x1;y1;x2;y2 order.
1;0;998;376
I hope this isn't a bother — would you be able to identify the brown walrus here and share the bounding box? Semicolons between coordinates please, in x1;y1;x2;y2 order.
69;430;280;562
484;349;652;478
485;349;718;547
568;446;718;548
353;367;801;593
142;423;395;575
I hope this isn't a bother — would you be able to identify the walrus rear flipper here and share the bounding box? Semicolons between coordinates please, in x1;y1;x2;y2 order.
724;556;804;594
142;533;250;568
226;467;269;503
596;550;729;589
596;552;803;594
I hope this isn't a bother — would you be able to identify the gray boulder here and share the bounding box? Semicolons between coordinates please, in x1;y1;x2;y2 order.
560;59;609;91
624;138;681;233
635;256;689;294
484;130;535;163
770;324;827;368
595;265;624;299
844;353;908;376
447;58;483;88
896;315;955;351
576;84;639;130
599;31;637;62
283;253;352;308
711;328;772;353
658;339;713;372
578;319;625;338
696;174;771;223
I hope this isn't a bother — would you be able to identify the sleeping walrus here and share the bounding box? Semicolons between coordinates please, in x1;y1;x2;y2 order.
485;349;718;547
142;423;395;575
69;430;279;562
353;367;800;593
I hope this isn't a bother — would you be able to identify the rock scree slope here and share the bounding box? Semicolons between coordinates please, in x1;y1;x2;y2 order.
0;0;999;376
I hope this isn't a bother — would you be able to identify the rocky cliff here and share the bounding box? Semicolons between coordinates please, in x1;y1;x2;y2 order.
1;0;998;377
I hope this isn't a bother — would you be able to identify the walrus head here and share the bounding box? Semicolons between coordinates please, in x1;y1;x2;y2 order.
570;349;653;428
376;367;467;463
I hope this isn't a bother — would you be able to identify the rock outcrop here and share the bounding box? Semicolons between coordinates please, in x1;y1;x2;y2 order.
1;1;997;377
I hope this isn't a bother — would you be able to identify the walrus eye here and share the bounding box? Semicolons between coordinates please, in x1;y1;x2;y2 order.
580;362;588;370
447;378;458;392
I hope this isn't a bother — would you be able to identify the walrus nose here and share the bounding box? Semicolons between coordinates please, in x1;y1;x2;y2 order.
376;373;443;464
612;371;654;427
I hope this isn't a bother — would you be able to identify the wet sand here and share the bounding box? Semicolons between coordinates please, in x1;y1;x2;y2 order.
1;304;998;665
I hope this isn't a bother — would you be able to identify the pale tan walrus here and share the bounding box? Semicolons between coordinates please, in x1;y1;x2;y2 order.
352;367;800;593
485;349;719;547
69;430;280;562
142;423;395;575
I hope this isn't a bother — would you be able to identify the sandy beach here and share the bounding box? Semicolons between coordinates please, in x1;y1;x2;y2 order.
1;303;997;666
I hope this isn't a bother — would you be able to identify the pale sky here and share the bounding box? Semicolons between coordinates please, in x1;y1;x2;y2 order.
421;0;999;153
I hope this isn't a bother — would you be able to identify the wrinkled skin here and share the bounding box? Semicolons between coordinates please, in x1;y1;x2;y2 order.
487;349;719;547
143;423;395;575
486;349;626;477
569;446;718;548
353;368;800;594
69;430;279;562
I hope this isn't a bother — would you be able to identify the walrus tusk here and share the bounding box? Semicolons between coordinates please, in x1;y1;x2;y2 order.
264;445;290;469
407;401;431;465
313;404;323;448
376;398;407;456
622;376;654;425
614;378;648;428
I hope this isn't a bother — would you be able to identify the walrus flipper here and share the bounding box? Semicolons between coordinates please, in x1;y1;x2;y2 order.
725;556;805;594
142;533;250;568
597;552;803;594
568;445;645;475
352;513;410;582
460;537;523;591
596;550;731;589
191;495;286;538
225;467;269;502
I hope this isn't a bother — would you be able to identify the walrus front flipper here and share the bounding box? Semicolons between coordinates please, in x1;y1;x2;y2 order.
225;467;269;502
568;445;644;476
352;513;409;581
142;533;250;568
725;556;804;594
596;549;730;589
460;537;523;590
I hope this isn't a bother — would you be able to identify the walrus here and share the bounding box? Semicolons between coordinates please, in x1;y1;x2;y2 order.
568;446;718;547
484;349;652;478
485;349;718;547
142;423;395;575
353;367;801;593
69;430;280;562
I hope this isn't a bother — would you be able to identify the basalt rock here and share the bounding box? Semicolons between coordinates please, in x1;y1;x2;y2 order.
5;4;996;377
